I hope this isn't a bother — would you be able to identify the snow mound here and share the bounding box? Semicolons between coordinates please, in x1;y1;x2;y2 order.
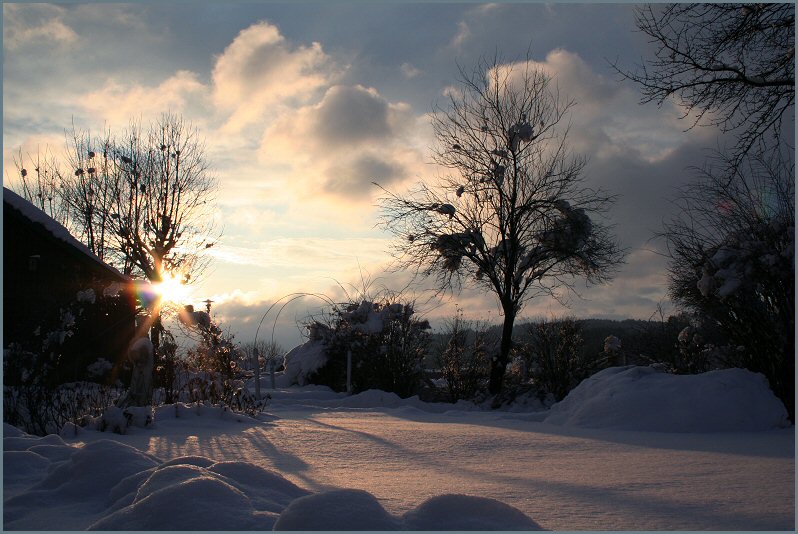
3;422;25;437
89;472;276;531
403;493;543;530
93;456;312;530
265;385;480;414
544;366;791;432
25;439;158;494
3;430;78;501
4;439;160;530
338;388;406;409
3;451;51;487
159;455;216;469
273;488;401;530
207;461;309;509
272;489;541;531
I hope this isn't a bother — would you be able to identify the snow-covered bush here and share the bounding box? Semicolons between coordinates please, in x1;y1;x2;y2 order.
153;328;180;404
674;218;794;416
183;311;240;380
673;326;714;374
434;313;494;402
86;358;114;380
665;147;795;421
281;335;331;387
3;373;122;436
302;299;431;397
175;313;268;416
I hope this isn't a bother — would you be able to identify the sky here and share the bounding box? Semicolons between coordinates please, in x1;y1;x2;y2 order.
3;2;730;349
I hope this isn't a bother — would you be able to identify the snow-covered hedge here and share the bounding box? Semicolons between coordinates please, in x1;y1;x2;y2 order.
279;300;431;397
544;366;791;432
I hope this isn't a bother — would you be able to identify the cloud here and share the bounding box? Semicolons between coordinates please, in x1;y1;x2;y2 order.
80;71;210;125
3;4;78;49
313;85;394;146
4;5;726;341
400;63;422;79
212;293;334;348
207;237;389;268
493;48;714;163
450;21;472;50
212;21;337;133
324;154;404;196
260;84;427;202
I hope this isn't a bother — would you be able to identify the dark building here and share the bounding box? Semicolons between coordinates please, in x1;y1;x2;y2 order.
3;187;137;385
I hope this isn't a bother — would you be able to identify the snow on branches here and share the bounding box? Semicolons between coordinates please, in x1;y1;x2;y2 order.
696;219;794;301
537;200;593;258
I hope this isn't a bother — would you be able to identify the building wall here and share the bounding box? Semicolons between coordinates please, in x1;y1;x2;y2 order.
4;206;137;385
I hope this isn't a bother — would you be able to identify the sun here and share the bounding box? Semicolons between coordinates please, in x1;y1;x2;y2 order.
154;272;192;304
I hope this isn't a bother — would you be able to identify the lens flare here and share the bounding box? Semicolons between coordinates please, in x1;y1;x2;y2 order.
132;273;191;310
154;273;192;304
133;280;160;310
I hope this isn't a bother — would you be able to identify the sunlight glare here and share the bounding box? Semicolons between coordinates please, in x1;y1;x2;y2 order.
154;273;192;304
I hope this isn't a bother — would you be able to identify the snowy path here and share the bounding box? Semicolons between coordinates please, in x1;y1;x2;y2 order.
75;403;794;531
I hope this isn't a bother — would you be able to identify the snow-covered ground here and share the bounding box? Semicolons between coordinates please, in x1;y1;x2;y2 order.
4;366;794;530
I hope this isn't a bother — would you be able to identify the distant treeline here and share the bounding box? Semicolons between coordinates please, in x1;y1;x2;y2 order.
426;315;727;369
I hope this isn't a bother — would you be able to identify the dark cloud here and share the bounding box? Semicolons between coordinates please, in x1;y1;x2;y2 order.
323;154;405;197
587;141;715;249
314;85;393;146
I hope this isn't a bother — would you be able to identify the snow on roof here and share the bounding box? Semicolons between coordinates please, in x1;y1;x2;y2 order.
3;187;128;281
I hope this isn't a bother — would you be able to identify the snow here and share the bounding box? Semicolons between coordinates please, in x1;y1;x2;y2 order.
434;203;456;219
544;366;790;432
3;366;794;531
86;357;113;378
697;270;714;296
88;466;279;531
76;288;96;303
4;438;159;530
273;489;401;530
279;339;330;387
403;494;543;531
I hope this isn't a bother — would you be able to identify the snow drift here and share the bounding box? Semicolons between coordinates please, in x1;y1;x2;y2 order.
4;420;540;531
544;366;791;432
272;489;542;531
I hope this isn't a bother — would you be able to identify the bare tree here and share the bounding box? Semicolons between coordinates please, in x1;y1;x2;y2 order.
378;56;624;395
617;3;795;163
12;113;219;348
663;146;794;421
12;146;67;224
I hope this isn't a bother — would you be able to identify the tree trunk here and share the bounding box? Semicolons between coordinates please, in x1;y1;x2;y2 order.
150;313;162;349
488;307;515;395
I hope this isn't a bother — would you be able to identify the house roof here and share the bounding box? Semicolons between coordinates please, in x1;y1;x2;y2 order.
3;187;129;282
